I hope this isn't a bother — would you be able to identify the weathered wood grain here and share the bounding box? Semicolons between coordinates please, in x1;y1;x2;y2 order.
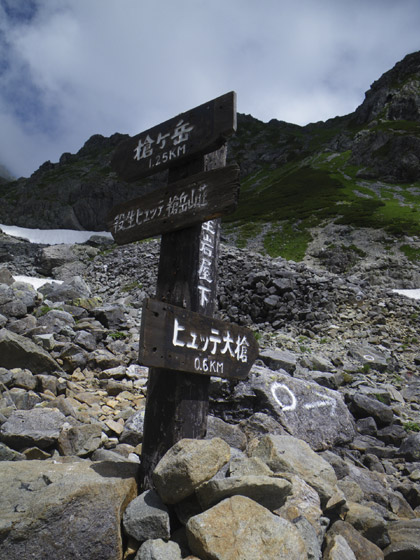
139;298;258;380
111;92;236;181
107;164;240;244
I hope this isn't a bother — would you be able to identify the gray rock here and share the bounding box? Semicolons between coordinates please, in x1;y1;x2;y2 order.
0;267;14;285
37;309;75;333
153;438;231;504
348;344;389;372
292;515;322;560
92;304;126;329
251;366;356;450
252;434;338;507
0;459;137;559
36;244;79;275
325;520;384;560
120;409;145;446
349;394;394;427
196;475;292;511
274;474;323;536
205;416;247;450
383;519;420;559
0;442;26;461
398;433;420;461
323;535;357;560
0;408;66;449
344;501;390;548
259;348;297;373
39;276;91;302
58;423;103;457
123;490;171;542
186;495;308;560
228;456;274;477
137;539;182;560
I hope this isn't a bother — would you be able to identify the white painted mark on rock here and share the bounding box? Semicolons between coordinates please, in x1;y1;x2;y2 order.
303;391;337;415
271;382;297;412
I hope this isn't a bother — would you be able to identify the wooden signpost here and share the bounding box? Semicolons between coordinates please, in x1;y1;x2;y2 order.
139;298;259;380
108;91;258;489
107;164;240;245
111;92;236;182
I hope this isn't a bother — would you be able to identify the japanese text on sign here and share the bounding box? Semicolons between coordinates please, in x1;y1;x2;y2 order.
172;317;250;371
134;119;194;170
112;185;208;234
198;220;217;308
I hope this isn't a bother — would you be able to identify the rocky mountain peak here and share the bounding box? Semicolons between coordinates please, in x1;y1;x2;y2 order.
354;50;420;124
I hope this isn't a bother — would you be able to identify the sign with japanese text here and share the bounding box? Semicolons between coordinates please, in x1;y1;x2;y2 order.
107;164;240;245
111;92;236;181
139;299;259;380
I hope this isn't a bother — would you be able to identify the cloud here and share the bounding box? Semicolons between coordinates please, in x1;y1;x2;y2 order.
0;0;419;177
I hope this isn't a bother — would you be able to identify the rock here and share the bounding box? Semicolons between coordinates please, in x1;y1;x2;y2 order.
92;304;126;329
36;244;79;275
398;433;420;461
325;520;384;560
344;501;390;548
205;416;247;450
58;423;103;457
274;474;323;534
186;495;308;560
0;442;26;461
123;490;171;542
252;434;339;507
228;456;274;477
348;344;389;372
0;267;14;285
250;367;356;450
383;519;420;559
153;438;231;504
259;348;297;373
120;409;145;446
292;515;322;560
196;475;292;511
137;538;183;560
323;534;357;560
39;276;91;302
0;408;66;449
349;394;394;427
0;459;138;559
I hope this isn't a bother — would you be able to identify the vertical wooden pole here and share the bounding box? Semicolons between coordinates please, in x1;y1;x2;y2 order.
140;146;227;490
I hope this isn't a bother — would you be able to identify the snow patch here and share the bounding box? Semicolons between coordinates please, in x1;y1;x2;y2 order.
393;288;420;300
0;224;112;245
13;275;63;290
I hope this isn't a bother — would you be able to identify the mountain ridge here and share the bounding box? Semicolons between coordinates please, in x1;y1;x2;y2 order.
0;51;419;264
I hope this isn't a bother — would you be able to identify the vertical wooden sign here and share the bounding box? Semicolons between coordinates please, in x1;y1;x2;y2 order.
109;92;241;489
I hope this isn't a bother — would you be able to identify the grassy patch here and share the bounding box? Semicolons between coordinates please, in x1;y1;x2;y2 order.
263;221;313;261
400;244;420;262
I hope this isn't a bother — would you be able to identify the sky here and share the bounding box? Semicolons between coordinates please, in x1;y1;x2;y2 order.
0;0;419;179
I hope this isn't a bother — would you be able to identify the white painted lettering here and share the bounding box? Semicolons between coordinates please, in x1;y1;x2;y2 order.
172;318;186;347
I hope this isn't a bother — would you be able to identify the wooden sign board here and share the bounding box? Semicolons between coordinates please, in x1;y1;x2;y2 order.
111;92;236;182
139;299;259;380
107;164;240;245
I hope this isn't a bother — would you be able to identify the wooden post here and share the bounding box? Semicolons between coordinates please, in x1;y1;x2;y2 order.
139;147;226;489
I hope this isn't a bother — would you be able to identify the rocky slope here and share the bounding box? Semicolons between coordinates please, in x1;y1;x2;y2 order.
0;230;420;558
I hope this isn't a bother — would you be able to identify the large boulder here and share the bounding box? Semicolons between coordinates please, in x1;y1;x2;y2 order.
0;459;138;560
0;408;67;450
252;434;339;507
250;367;356;450
0;328;61;373
153;438;231;504
186;495;308;560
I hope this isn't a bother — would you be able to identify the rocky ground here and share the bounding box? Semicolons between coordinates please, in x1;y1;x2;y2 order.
1;227;420;559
